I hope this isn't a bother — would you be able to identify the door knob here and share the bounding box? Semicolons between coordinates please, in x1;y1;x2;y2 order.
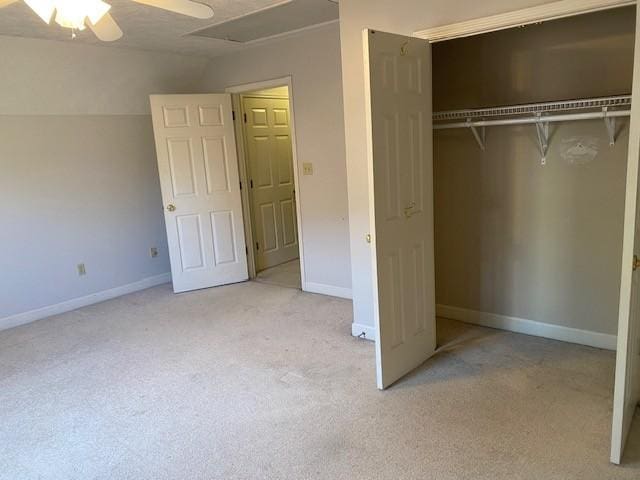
166;204;176;212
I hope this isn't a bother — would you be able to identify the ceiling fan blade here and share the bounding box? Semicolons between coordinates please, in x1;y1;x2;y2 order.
88;13;123;41
131;0;213;19
0;0;19;7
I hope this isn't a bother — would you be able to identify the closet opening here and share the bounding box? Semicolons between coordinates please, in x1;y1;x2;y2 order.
429;4;639;463
432;5;634;350
363;2;640;465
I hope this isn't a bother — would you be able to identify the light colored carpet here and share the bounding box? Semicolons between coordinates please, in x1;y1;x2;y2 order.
0;281;639;480
255;259;301;289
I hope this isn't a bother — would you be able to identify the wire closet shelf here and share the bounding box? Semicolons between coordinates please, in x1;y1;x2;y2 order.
432;95;632;160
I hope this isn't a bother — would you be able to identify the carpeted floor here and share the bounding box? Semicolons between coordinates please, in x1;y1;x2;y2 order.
0;281;639;480
255;259;301;289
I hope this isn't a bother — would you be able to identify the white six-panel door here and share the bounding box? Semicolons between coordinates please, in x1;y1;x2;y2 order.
611;4;640;464
150;94;248;293
242;96;299;271
363;30;437;389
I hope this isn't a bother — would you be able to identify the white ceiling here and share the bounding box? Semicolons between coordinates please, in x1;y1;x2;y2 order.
0;0;337;57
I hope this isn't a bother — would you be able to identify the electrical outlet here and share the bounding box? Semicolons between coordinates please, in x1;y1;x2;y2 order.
150;247;158;258
77;263;86;276
302;162;314;175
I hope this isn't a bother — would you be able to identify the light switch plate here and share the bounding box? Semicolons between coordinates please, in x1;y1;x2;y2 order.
303;162;313;175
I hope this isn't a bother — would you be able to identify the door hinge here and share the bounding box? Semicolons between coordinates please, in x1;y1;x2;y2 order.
245;245;248;255
634;254;640;271
239;180;242;190
256;242;260;251
243;113;247;123
250;179;254;189
232;110;236;121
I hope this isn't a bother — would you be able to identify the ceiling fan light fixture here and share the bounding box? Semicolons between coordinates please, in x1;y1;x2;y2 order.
54;9;85;30
24;0;111;30
55;0;111;30
12;0;212;42
23;0;55;23
86;0;111;25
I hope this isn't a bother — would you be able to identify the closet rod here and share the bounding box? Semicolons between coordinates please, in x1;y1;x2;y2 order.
433;109;630;130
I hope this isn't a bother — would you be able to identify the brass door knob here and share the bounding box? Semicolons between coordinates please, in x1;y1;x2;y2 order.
166;204;176;212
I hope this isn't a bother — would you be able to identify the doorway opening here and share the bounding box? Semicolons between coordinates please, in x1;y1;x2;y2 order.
228;79;304;290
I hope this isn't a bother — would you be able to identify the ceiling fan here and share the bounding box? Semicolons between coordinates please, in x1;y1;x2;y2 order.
0;0;214;41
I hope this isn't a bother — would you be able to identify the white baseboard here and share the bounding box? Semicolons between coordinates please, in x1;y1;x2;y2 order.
304;282;352;300
0;273;172;332
351;322;376;341
437;304;617;350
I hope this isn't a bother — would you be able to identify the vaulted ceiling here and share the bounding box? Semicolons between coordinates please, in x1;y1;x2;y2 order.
0;0;339;57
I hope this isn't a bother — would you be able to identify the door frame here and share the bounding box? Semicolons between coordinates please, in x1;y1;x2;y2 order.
226;76;306;290
411;0;640;465
413;0;634;42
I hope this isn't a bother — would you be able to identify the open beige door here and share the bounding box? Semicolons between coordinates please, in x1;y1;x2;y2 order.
242;95;298;271
150;94;248;293
611;5;640;464
363;30;436;390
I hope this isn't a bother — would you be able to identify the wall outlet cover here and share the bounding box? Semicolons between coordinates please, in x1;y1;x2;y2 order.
77;263;86;276
150;247;158;258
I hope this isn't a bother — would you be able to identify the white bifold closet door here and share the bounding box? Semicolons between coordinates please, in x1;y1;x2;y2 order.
150;94;248;293
363;29;437;390
611;4;640;464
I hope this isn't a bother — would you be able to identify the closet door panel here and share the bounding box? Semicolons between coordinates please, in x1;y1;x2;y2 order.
364;29;436;390
611;5;640;464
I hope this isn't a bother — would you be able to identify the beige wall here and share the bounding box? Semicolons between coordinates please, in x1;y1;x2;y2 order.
432;7;635;111
0;35;209;115
339;0;633;334
200;22;352;296
0;36;209;322
0;116;170;318
435;123;628;335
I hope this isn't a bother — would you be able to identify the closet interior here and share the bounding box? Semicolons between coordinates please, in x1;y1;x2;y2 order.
431;6;636;347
